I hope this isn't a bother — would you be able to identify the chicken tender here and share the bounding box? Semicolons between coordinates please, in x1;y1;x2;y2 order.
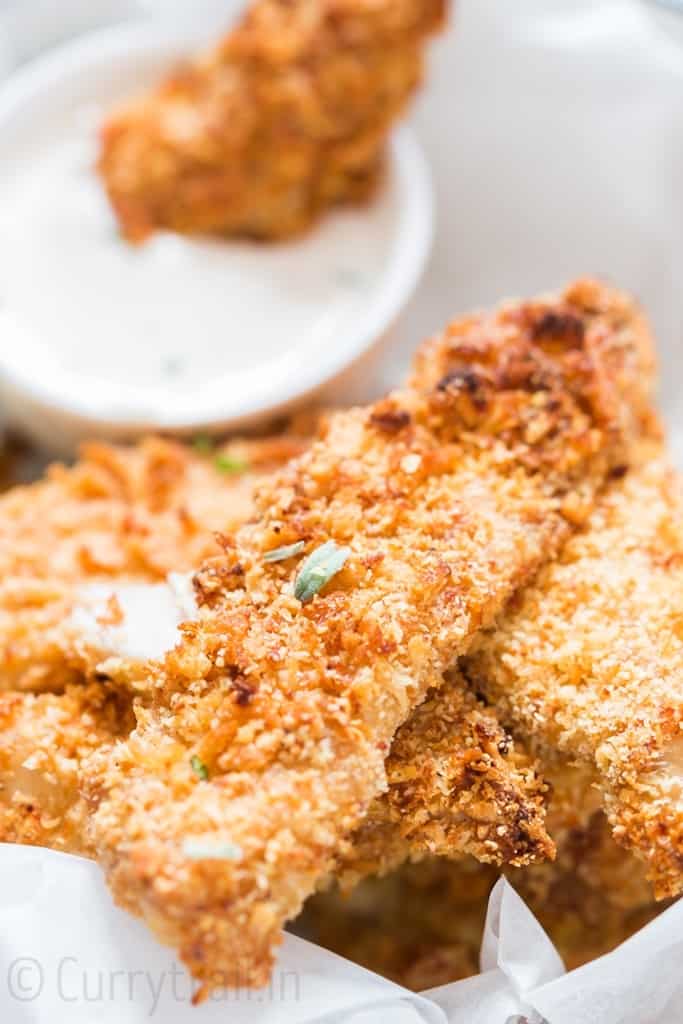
464;435;683;898
0;432;307;692
0;684;132;856
0;456;552;875
0;677;553;872
341;755;653;923
0;421;553;876
339;670;553;883
99;0;446;242
81;281;652;992
0;676;653;987
342;278;658;885
300;759;659;989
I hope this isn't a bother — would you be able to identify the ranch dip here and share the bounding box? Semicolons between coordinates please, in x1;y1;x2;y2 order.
0;101;399;424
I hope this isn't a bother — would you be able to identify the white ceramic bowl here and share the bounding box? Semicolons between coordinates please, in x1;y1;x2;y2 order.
0;23;433;453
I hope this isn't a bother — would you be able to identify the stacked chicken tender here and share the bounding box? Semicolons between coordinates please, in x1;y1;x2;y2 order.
2;279;682;994
8;0;680;997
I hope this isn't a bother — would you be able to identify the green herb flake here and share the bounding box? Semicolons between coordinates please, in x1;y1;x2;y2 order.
214;453;249;475
182;839;243;862
264;540;306;564
190;755;209;781
294;540;351;603
192;434;214;454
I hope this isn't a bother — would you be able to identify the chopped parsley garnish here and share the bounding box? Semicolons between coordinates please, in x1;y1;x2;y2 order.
190;755;209;781
214;453;249;475
264;540;306;564
294;540;350;603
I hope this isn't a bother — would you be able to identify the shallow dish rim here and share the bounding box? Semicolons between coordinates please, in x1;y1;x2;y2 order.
0;21;434;442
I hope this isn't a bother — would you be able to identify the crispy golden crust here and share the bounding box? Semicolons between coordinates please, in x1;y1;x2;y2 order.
0;429;305;858
299;760;659;990
99;0;445;241
0;677;654;988
0;677;554;878
333;281;655;886
0;431;553;878
0;684;133;855
0;433;307;692
408;278;657;448
464;438;683;897
339;670;553;883
81;282;651;991
0;281;659;984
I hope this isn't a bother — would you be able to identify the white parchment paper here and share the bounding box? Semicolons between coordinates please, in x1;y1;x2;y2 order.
1;848;682;1023
0;1;682;1022
0;847;446;1024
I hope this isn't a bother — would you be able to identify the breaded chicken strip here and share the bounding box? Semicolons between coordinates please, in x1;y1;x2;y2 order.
340;278;659;884
464;435;683;898
81;282;652;992
0;281;653;972
342;751;652;909
1;686;647;991
0;421;553;872
300;759;659;990
0;282;654;888
0;446;553;874
99;0;445;242
0;675;553;873
339;670;553;882
0;684;132;856
0;432;307;692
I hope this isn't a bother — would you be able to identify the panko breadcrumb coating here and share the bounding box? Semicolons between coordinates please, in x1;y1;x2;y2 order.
0;668;554;875
0;673;655;987
99;0;446;242
465;435;683;898
339;670;553;883
0;684;133;856
0;430;306;856
81;281;653;992
0;432;307;692
0;280;658;989
0;439;553;875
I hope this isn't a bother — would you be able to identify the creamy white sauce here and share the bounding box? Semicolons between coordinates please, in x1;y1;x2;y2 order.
71;573;198;662
0;101;398;421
